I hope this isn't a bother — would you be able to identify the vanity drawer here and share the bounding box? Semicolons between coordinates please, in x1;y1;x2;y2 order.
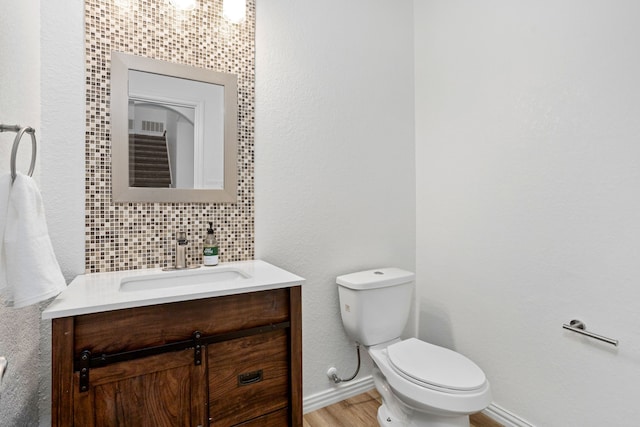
73;289;290;355
231;407;289;426
208;329;289;426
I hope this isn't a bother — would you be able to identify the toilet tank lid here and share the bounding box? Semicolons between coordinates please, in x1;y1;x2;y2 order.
336;268;415;290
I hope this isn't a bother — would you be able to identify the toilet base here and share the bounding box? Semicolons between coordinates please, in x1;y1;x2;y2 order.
376;402;471;427
377;404;397;425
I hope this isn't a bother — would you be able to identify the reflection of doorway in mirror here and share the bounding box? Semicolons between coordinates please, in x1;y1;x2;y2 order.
128;69;225;190
128;101;195;188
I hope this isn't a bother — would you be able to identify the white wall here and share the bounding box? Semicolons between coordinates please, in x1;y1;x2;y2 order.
1;0;84;424
255;0;416;402
415;1;640;425
40;0;85;282
39;2;85;424
0;1;43;423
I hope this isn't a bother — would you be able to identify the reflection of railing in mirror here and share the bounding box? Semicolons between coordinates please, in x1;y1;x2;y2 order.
128;132;172;187
165;136;173;186
129;99;195;189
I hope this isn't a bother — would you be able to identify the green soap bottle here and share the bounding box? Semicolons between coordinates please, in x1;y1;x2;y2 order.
203;222;219;266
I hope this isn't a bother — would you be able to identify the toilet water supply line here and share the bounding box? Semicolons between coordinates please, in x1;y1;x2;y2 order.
328;343;361;383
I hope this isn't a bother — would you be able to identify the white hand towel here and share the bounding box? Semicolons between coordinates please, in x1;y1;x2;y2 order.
0;174;11;292
3;173;66;308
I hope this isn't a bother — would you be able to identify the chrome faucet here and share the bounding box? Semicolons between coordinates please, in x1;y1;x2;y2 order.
163;231;200;271
175;231;188;269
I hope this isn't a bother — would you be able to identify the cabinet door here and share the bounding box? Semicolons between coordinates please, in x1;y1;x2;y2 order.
73;349;207;427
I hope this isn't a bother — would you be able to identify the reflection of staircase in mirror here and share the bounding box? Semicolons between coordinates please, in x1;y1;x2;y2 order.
129;133;172;187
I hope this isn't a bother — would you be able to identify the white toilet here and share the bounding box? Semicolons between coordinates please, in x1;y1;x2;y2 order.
337;268;492;427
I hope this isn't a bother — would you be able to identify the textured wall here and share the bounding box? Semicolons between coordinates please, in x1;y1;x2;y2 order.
39;2;86;424
0;1;42;425
85;0;256;273
415;1;640;425
255;0;416;400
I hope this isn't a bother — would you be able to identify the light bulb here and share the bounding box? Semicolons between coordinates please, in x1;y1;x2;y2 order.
169;0;196;11
223;0;245;24
114;0;132;8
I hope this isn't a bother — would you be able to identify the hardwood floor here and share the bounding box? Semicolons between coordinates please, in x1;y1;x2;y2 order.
303;390;502;427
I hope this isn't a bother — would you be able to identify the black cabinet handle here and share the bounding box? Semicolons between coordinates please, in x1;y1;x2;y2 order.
238;369;263;386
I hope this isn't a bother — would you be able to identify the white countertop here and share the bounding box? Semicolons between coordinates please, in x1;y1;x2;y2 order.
42;260;305;319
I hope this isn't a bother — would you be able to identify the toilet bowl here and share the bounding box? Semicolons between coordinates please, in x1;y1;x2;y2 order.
337;268;492;427
368;339;491;426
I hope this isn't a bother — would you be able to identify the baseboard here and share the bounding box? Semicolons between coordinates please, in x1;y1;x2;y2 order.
303;376;534;427
483;403;535;427
303;375;376;414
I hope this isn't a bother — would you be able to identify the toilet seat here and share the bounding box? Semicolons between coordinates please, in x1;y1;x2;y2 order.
369;342;492;417
386;338;487;393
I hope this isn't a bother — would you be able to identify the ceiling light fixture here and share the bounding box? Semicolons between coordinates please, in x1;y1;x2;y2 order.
223;0;245;24
114;0;132;8
169;0;197;11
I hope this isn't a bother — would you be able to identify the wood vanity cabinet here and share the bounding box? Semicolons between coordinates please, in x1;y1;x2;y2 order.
51;286;302;427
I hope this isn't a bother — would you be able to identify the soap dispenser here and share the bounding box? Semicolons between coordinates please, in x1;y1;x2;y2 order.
203;222;219;266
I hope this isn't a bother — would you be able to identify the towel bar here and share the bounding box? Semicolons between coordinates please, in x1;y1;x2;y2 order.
0;123;37;183
562;319;618;346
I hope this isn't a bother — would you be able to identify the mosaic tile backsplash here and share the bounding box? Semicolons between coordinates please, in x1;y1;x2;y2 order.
85;0;255;272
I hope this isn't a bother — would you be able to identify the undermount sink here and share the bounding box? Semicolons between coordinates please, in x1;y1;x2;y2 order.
120;267;252;292
42;260;304;319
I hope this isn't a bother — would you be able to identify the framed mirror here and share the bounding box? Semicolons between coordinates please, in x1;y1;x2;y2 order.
111;52;238;202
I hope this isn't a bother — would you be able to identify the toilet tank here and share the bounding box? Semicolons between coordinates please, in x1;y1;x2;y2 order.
337;268;415;346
